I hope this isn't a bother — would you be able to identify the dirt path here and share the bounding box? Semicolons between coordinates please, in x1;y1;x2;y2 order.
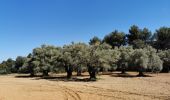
0;73;170;100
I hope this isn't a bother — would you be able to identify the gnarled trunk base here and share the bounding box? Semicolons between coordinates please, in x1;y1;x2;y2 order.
88;66;97;81
121;69;126;74
138;71;144;76
43;70;49;76
65;66;73;79
138;67;145;77
30;72;35;77
77;67;82;76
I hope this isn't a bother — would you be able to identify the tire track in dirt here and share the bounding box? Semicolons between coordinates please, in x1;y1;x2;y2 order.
80;84;168;100
37;82;69;100
61;85;81;100
62;84;124;100
55;83;69;100
77;90;124;100
141;78;170;85
59;84;124;100
45;82;81;100
46;82;121;100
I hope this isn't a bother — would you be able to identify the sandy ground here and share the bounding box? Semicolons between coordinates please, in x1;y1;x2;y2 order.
0;72;170;100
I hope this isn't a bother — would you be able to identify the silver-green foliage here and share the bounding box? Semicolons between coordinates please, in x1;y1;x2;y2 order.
87;43;119;70
158;49;170;63
131;46;163;73
29;45;61;75
62;42;88;69
118;46;134;67
131;49;148;69
145;46;163;72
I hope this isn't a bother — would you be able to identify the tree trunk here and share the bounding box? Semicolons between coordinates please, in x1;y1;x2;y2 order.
168;67;170;73
88;67;97;81
162;65;170;73
138;67;144;76
121;63;126;74
138;71;144;76
121;69;125;74
77;67;82;76
30;72;35;77
29;66;35;77
90;71;96;79
67;70;72;79
65;66;73;79
43;70;49;76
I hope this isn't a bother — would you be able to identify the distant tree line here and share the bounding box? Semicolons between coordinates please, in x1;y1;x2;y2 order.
0;25;170;80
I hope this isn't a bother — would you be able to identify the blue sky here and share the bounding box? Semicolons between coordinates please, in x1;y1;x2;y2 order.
0;0;170;61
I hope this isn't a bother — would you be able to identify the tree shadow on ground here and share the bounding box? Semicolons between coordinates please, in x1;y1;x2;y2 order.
35;76;92;82
110;72;152;78
15;74;94;82
15;75;42;78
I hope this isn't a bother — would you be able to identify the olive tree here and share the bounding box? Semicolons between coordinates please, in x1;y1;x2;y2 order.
144;46;163;73
72;43;88;76
0;61;8;74
118;46;134;74
0;58;15;74
60;44;75;79
60;42;89;78
131;47;163;76
5;58;15;73
158;49;170;72
15;56;27;72
21;54;40;76
29;45;61;76
131;49;148;76
87;43;119;80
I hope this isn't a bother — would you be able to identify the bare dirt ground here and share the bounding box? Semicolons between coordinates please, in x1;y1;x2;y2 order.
0;72;170;100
